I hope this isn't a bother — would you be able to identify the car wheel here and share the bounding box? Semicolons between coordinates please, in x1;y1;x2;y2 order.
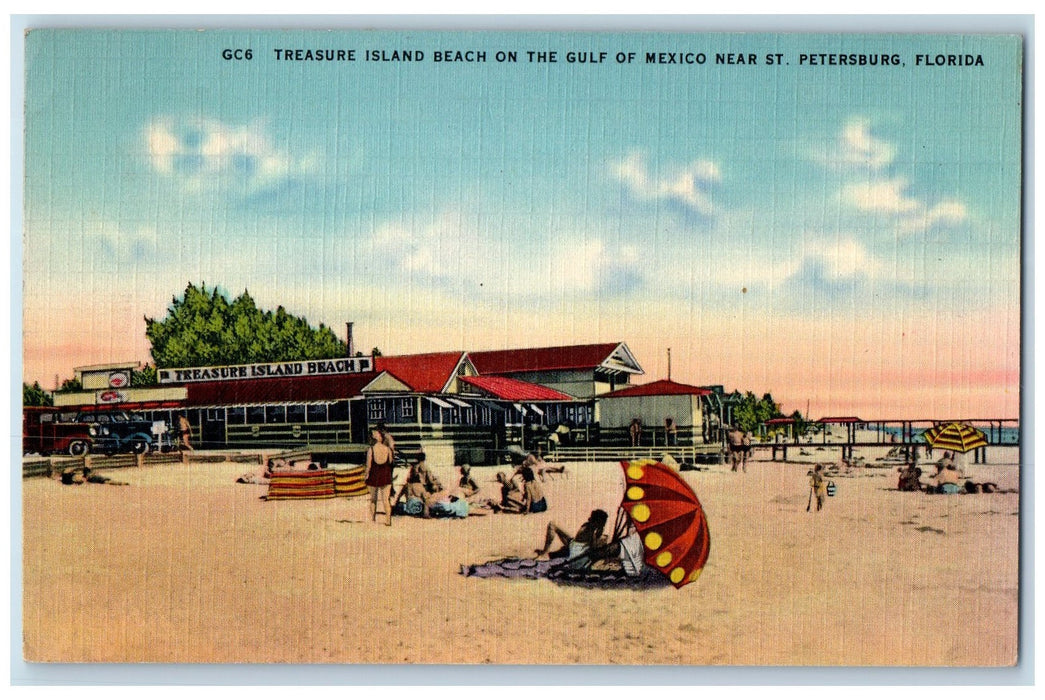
68;440;89;456
131;439;149;455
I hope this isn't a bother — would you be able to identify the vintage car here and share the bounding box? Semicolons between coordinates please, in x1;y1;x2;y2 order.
23;407;94;456
72;409;169;455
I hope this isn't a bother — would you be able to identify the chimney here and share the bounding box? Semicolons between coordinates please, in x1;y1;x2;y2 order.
346;322;355;357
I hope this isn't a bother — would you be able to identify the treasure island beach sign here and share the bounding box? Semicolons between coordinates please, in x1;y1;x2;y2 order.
157;356;373;384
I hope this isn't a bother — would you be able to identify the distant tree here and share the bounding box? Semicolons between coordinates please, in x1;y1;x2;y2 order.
23;381;53;406
145;283;348;367
131;364;158;386
733;391;784;433
370;347;382;357
55;377;82;393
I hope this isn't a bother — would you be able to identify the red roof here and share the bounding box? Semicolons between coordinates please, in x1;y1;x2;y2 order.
458;375;575;401
764;417;797;425
818;416;863;424
602;379;712;398
185;372;380;405
468;342;628;374
375;352;467;393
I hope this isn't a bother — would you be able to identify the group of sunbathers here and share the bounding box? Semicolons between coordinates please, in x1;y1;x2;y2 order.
896;452;999;494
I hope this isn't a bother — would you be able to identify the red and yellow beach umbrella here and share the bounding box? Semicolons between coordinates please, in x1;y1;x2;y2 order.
922;422;988;453
619;460;710;589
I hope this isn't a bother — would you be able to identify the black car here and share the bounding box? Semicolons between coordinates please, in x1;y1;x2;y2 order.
72;410;164;455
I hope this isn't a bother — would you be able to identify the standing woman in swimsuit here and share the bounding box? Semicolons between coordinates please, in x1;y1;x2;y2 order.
364;426;395;526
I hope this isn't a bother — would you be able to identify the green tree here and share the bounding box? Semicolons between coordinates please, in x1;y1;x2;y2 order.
132;364;158;386
733;391;784;433
23;381;53;406
145;282;348;368
55;377;82;393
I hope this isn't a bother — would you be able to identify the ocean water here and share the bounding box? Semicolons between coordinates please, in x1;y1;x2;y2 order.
876;425;1020;445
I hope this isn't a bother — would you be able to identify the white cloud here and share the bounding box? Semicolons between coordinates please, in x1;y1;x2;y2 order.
839;118;896;169
900;199;970;233
370;210;644;297
843;178;921;214
613;151;721;216
708;235;884;289
843;178;970;235
815;118;896;171
144;117;318;192
823;120;970;236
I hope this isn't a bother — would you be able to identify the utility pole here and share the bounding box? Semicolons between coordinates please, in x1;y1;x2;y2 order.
667;348;672;381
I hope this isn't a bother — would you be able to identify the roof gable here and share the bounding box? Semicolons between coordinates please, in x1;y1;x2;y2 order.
602;379;712;398
374;352;471;393
468;342;643;376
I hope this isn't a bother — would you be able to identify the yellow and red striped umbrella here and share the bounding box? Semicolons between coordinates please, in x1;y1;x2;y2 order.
922;422;988;453
620;460;710;589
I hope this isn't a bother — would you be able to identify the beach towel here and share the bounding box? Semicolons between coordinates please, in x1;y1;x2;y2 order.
264;470;336;500
461;555;669;589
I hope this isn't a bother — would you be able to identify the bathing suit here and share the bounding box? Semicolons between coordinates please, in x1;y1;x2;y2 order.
365;451;393;488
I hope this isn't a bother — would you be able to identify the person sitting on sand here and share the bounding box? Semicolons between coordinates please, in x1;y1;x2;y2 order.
518;466;548;514
534;509;612;569
457;465;480;497
490;471;526;513
934;462;962;494
934;451;956;477
413;452;442;494
897;462;923;492
393;463;428;516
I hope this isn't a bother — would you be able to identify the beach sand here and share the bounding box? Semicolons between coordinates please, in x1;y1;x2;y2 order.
22;452;1020;665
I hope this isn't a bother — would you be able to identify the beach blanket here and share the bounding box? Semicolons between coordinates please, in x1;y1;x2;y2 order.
461;556;670;589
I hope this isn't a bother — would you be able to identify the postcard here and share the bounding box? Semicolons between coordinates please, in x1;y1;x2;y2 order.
20;27;1022;667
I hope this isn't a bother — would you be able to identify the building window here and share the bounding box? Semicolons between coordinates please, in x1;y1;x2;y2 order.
227;407;246;424
287;404;306;424
368;400;385;421
247;406;266;424
329;401;350;422
206;408;224;422
267;406;286;424
400;398;415;419
306;404;328;423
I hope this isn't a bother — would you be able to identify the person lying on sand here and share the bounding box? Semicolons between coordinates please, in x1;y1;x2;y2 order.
535;509;613;568
61;467;128;486
963;480;1000;494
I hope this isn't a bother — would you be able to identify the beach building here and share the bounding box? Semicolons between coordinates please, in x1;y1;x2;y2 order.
44;342;643;463
597;379;713;447
468;342;644;399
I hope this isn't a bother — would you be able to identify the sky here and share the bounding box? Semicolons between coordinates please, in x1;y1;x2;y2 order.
21;29;1023;419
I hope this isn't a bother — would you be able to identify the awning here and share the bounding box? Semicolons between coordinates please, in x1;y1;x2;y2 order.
513;402;527;414
427;396;455;409
447;397;471;408
528;404;545;416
